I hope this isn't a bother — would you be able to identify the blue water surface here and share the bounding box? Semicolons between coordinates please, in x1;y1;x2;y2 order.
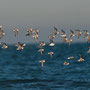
0;43;90;90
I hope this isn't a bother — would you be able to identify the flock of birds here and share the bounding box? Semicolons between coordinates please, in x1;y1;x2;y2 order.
0;25;90;67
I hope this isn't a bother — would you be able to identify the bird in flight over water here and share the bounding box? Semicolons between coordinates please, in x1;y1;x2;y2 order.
64;61;69;65
15;42;26;50
48;52;54;58
53;27;59;35
38;49;44;55
2;42;8;49
26;28;33;37
77;54;85;62
13;27;19;37
75;30;82;39
83;30;89;38
39;60;45;68
0;26;5;39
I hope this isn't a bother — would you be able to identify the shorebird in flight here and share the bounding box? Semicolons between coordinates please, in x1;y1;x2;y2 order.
32;29;39;42
39;41;46;47
33;29;39;35
32;34;39;42
13;28;19;37
38;49;44;55
39;60;45;68
87;47;90;54
69;30;75;38
67;39;72;46
75;30;82;39
61;29;67;37
53;27;59;35
26;28;33;36
77;54;85;62
49;39;55;46
67;56;74;60
83;30;89;38
2;42;8;49
48;52;54;58
64;61;69;65
62;36;67;43
15;42;26;50
49;34;55;40
0;26;5;39
86;36;90;43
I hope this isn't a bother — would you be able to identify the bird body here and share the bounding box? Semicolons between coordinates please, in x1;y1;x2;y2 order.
48;52;54;58
69;30;75;38
83;30;89;38
61;29;67;37
77;54;85;62
87;36;90;42
62;36;67;43
13;28;19;37
39;60;45;67
16;42;26;50
87;47;90;53
49;35;55;39
38;49;44;55
64;61;69;65
54;27;59;35
0;26;5;39
67;39;72;46
26;28;33;36
32;34;39;42
75;30;82;38
39;41;46;47
67;56;74;60
49;39;55;46
2;43;8;49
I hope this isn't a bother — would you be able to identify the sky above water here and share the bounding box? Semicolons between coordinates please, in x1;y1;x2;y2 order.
0;0;90;44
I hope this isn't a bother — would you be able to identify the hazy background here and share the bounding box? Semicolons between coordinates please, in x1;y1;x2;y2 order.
0;0;90;44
